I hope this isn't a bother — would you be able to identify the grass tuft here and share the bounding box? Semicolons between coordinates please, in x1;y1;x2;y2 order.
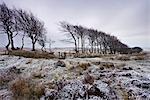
9;77;45;99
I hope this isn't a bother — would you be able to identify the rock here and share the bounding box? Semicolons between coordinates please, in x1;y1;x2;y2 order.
55;79;68;91
0;59;5;61
57;80;86;100
55;60;66;67
9;66;20;74
88;80;110;99
83;73;94;84
44;88;57;100
94;80;110;94
88;85;105;97
131;80;150;89
122;67;133;70
99;74;105;77
122;73;132;77
141;83;150;89
136;83;150;89
131;80;139;85
100;67;104;70
0;89;12;100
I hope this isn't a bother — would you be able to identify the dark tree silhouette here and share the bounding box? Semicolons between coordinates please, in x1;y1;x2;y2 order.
14;9;46;51
13;9;27;50
73;25;86;53
0;3;18;50
60;21;78;53
59;21;131;54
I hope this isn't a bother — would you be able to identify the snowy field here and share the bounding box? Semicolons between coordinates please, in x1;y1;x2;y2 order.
0;53;150;100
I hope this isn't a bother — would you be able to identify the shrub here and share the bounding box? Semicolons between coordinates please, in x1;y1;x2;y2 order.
55;60;66;67
0;66;19;87
32;83;45;98
9;77;45;99
9;77;31;99
131;47;143;53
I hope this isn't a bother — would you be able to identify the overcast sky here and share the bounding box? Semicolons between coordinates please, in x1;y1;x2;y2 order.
0;0;149;49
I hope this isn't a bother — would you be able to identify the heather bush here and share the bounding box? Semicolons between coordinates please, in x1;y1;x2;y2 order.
9;77;45;99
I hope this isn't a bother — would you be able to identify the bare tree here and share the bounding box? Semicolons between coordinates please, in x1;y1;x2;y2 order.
29;18;46;51
47;38;55;52
73;25;86;53
38;34;46;51
59;21;130;54
59;21;78;53
87;29;97;53
14;9;46;51
0;3;18;50
13;9;27;50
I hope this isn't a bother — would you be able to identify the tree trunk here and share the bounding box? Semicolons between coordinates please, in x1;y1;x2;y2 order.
9;33;15;50
32;41;36;51
41;46;44;51
77;37;79;52
6;33;10;51
99;44;102;54
21;33;25;50
74;39;78;53
96;43;99;53
70;33;78;53
81;38;84;53
91;42;94;53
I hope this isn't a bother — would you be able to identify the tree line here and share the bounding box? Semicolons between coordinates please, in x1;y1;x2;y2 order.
60;21;134;54
0;3;46;51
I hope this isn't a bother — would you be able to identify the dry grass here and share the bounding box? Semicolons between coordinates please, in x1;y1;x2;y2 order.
9;77;31;99
130;52;147;56
6;50;56;59
100;62;114;68
67;62;91;76
9;77;45;99
131;56;145;60
116;55;130;61
79;53;103;58
129;52;147;60
32;72;44;79
77;62;91;70
115;63;126;69
0;67;19;88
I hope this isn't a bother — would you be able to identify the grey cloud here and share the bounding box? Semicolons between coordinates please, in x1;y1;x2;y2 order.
0;0;149;49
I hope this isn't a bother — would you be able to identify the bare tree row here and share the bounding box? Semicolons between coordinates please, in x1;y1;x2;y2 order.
0;3;46;51
60;21;129;54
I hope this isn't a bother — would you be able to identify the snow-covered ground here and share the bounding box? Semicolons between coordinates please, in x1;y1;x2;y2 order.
0;53;150;100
